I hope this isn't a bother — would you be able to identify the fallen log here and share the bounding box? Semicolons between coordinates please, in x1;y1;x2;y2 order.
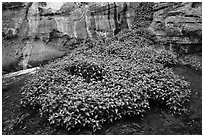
3;67;40;79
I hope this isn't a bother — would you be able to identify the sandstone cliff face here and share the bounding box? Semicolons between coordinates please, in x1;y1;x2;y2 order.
148;2;202;54
2;2;140;72
3;2;201;73
3;2;139;40
25;2;139;39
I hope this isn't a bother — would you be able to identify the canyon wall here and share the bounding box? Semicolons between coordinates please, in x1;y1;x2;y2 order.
2;2;202;73
3;2;139;40
148;2;202;54
2;2;140;72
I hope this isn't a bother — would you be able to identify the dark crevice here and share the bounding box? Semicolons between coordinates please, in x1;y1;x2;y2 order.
64;63;105;83
184;14;201;18
120;2;129;30
191;2;202;8
113;2;120;35
107;2;112;30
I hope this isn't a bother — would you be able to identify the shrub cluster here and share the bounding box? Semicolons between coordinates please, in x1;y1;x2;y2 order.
105;28;156;48
20;28;191;132
179;55;202;71
131;2;154;28
21;67;150;131
64;61;105;83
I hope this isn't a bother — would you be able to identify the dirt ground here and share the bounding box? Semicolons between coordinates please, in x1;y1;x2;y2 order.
2;65;202;135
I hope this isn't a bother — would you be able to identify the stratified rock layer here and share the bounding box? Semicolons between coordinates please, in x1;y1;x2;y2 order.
148;2;202;53
2;2;141;72
3;2;139;40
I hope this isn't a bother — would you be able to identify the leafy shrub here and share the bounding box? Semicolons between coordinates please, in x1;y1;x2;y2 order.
64;61;105;83
20;44;191;132
20;25;191;132
155;49;178;67
179;55;202;71
114;29;155;48
136;68;191;113
131;2;154;29
21;67;150;131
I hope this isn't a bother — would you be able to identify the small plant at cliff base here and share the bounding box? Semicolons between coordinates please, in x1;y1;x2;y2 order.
104;28;156;48
179;55;202;71
118;28;156;45
20;44;191;132
132;2;154;28
154;49;178;67
102;42;177;67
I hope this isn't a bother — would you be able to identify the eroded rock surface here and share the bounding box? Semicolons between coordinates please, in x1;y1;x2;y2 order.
3;2;201;72
2;2;141;72
148;2;202;54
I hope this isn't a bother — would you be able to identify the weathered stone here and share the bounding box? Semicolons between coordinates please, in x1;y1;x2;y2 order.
2;2;142;72
148;2;202;53
22;2;140;39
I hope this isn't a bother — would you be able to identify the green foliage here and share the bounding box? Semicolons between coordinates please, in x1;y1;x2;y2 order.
155;49;178;66
20;28;191;132
21;67;149;131
180;55;202;71
105;28;156;48
132;2;154;28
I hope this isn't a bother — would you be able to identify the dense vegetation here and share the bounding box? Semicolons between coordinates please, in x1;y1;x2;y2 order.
20;27;192;132
179;54;202;71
